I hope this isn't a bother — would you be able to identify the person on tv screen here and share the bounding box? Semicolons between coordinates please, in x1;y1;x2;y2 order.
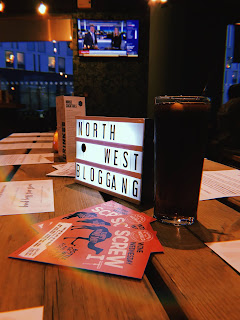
111;27;122;50
83;25;98;50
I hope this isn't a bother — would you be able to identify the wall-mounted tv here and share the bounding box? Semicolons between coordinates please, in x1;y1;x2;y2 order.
77;19;139;57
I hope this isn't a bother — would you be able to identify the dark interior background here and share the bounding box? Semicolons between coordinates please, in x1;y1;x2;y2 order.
1;0;240;133
72;9;150;118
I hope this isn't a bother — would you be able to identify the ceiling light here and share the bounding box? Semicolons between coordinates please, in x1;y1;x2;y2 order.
38;2;48;15
0;1;5;12
149;0;168;4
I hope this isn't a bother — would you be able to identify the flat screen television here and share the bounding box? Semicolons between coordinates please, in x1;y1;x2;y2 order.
77;19;139;57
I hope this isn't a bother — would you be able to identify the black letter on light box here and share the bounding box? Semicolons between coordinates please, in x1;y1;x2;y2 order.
133;153;139;170
132;180;138;197
106;172;110;187
123;151;128;168
110;124;115;140
112;175;116;190
90;168;95;181
86;122;90;137
78;121;83;136
122;177;127;194
76;163;80;177
104;148;111;164
102;123;106;139
93;123;98;138
114;150;118;166
98;170;102;184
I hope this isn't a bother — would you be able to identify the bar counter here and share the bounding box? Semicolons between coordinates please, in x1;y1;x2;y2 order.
0;139;240;319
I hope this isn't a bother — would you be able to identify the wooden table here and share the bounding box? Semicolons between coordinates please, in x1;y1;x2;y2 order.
0;139;240;320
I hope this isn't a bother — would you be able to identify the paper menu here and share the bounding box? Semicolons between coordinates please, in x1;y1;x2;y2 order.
0;306;43;320
52;163;73;169
0;136;53;143
0;142;53;150
205;240;240;273
0;180;54;216
47;162;75;177
200;170;240;201
9;132;54;137
0;153;54;166
10;201;164;279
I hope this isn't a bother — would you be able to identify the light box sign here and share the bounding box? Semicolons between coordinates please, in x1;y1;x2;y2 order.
75;116;153;204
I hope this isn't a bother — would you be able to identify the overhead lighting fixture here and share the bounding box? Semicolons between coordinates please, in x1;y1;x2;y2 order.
0;1;5;12
149;0;168;4
37;2;48;15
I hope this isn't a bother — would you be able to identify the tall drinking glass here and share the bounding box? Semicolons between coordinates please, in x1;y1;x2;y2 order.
154;96;210;226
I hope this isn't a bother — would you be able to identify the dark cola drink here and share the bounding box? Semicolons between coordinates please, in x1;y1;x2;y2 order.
154;96;210;226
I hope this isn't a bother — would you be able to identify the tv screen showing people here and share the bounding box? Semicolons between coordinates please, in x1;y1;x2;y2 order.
77;19;139;57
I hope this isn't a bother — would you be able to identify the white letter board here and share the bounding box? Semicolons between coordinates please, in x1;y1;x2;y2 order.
75;116;153;204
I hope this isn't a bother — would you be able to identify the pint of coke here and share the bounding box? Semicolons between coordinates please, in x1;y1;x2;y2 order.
154;96;210;226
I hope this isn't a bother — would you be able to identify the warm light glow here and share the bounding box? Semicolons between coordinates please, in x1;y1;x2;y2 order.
53;130;58;152
0;1;5;12
38;2;47;15
149;0;168;3
6;53;14;64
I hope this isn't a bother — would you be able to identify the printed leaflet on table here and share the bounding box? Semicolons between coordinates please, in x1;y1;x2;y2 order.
200;170;240;200
205;240;240;273
0;136;53;143
0;153;54;166
9;132;54;137
9;201;164;279
0;180;54;216
0;142;53;150
47;162;75;177
0;306;43;320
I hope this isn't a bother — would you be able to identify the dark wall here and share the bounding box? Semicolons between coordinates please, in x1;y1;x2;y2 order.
72;5;150;117
148;0;240;121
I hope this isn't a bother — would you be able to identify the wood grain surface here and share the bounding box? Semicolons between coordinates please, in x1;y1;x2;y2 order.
1;142;240;320
146;159;240;320
110;159;240;320
0;145;169;320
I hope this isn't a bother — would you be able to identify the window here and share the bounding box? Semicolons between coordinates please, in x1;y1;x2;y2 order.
17;52;25;69
58;57;65;73
38;42;46;52
67;41;73;56
33;54;36;71
48;56;55;72
38;55;41;72
57;42;60;54
5;51;14;68
27;42;35;51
